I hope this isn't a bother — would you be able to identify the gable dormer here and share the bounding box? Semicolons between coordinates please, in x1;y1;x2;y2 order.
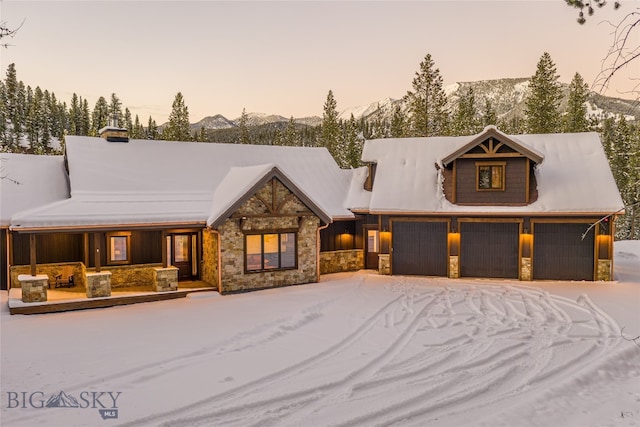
441;126;543;206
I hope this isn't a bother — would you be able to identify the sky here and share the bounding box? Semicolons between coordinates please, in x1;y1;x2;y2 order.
1;0;638;124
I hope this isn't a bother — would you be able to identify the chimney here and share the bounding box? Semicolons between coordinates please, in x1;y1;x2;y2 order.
98;125;129;143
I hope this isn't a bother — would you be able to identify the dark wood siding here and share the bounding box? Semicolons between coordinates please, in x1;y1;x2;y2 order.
13;233;83;265
460;222;519;278
320;220;363;252
392;221;448;276
533;223;594;280
455;158;528;205
87;230;163;267
1;229;7;290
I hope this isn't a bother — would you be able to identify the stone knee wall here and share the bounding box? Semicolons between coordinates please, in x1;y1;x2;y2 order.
10;262;86;289
201;229;219;288
320;250;364;274
89;264;160;288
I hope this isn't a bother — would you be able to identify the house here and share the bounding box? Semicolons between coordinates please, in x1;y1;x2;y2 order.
2;125;624;305
4;127;367;298
320;126;624;281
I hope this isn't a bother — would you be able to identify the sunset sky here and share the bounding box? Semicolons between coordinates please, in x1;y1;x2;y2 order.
1;0;638;123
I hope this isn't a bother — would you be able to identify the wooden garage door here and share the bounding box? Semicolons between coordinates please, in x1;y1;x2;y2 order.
533;223;594;281
392;221;448;276
460;222;519;279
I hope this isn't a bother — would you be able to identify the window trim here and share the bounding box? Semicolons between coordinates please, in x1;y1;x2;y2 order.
475;161;506;191
106;231;132;265
244;230;298;273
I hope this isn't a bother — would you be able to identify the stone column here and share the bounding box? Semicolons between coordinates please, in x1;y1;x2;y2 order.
153;267;178;292
449;256;459;279
18;274;48;302
597;259;612;281
86;271;112;298
520;258;532;281
378;254;391;275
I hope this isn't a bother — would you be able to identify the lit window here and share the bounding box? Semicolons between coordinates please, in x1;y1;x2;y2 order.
476;162;505;190
106;232;131;265
245;232;297;272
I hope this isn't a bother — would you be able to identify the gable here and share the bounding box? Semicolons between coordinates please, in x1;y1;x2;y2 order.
208;166;332;228
441;126;544;166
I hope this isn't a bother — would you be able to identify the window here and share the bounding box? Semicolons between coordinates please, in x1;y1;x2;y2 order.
476;162;505;191
246;232;297;272
367;230;379;253
106;232;131;265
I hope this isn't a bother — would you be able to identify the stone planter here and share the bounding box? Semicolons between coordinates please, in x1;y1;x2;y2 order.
18;274;48;302
153;267;178;292
86;272;112;298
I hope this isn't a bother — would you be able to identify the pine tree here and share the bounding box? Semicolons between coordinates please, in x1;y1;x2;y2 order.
108;93;123;127
525;52;563;134
131;115;144;139
198;126;207;143
69;93;81;135
163;92;191;141
146;116;159;140
451;87;482;136
404;53;449;137
4;63;23;148
481;98;498;128
563;72;590;133
319;90;341;161
344;114;362;168
237;108;250;144
282;116;299;146
0;81;7;146
124;107;133;134
91;96;109;136
80;98;91;136
390;104;408;138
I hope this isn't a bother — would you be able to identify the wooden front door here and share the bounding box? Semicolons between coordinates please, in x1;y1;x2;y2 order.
169;233;198;280
365;227;379;270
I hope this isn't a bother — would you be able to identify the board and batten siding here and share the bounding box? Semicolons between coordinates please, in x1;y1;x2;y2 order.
452;158;534;205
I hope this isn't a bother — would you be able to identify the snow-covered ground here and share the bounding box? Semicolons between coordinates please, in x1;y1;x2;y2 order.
1;241;638;427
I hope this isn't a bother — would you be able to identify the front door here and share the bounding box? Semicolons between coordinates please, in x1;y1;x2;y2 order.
168;233;198;281
365;227;379;270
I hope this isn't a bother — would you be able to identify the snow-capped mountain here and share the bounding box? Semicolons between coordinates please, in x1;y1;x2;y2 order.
190;78;637;131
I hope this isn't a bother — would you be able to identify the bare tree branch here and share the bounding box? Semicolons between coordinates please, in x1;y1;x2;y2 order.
581;200;640;240
593;11;640;100
0;19;24;48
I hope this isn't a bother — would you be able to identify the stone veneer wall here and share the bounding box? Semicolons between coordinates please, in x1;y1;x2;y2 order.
378;254;390;275
153;267;178;292
320;250;364;274
217;178;320;294
18;274;48;302
596;259;612;281
86;263;161;288
448;256;459;279
201;229;219;289
520;258;532;281
10;262;86;289
86;272;112;298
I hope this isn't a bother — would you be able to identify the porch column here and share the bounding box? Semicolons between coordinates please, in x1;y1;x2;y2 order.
83;233;90;267
94;232;101;273
162;230;168;268
29;234;36;276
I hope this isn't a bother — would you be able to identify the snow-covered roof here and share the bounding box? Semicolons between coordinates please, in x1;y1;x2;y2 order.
362;130;624;215
10;136;362;230
0;153;69;227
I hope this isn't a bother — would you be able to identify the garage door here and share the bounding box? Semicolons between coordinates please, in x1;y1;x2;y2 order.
460;222;519;279
533;223;594;281
392;221;448;276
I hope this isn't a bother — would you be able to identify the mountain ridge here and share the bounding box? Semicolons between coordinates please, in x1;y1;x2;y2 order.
183;78;637;131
